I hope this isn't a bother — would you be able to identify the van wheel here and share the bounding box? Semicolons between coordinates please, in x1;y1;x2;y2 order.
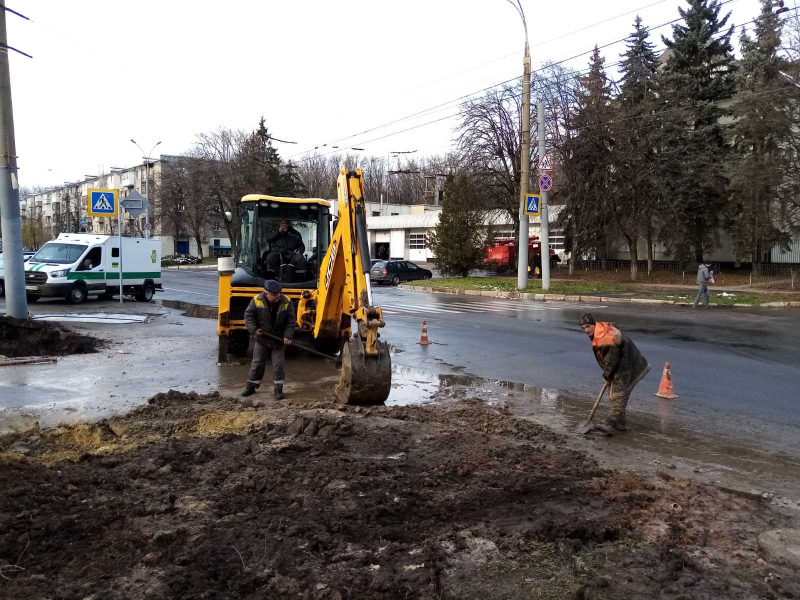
0;279;4;297
67;284;87;305
136;283;155;302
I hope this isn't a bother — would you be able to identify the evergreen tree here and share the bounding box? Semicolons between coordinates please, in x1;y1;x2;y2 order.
241;117;305;197
427;173;488;278
661;0;736;263
612;17;664;279
727;0;792;270
561;47;614;269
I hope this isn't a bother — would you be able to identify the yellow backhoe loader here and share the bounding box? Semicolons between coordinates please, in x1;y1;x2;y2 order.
216;167;391;404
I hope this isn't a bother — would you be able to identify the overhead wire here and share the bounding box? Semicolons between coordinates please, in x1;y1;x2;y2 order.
288;8;785;164
285;0;744;159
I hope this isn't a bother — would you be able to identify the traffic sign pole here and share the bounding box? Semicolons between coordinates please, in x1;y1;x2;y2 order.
118;209;123;304
538;102;550;291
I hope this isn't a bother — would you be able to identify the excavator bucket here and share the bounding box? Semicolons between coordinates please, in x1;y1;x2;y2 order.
335;336;392;405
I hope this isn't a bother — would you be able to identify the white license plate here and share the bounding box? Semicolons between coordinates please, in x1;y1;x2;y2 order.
26;285;39;291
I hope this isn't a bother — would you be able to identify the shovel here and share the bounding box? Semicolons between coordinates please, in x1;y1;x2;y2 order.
257;330;338;363
578;381;609;435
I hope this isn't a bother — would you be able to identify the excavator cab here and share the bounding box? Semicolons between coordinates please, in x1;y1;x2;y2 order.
236;197;331;290
217;169;392;405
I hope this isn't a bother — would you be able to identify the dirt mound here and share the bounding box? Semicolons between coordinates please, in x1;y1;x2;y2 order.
0;316;100;358
1;391;798;599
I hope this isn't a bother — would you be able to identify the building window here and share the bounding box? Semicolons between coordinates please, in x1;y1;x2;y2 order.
372;211;380;217
410;234;426;250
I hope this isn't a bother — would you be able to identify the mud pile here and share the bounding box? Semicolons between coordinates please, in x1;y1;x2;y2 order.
1;391;798;599
0;316;100;358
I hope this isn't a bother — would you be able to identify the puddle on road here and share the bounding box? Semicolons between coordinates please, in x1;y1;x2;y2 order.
159;299;218;319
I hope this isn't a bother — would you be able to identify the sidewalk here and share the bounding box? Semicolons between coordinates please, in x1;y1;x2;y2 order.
400;283;800;309
163;264;217;271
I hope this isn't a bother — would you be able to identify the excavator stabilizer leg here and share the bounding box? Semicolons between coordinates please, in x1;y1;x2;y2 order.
335;336;392;405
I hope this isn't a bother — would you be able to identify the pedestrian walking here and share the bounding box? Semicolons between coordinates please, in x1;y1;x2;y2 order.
242;280;296;400
693;260;714;308
579;313;650;435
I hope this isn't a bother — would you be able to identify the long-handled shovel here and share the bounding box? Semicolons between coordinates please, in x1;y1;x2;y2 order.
258;331;338;363
578;381;609;434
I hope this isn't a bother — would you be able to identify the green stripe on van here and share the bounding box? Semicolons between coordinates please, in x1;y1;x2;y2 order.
67;271;160;281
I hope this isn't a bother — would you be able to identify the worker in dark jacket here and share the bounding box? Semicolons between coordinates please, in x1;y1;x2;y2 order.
263;220;307;280
579;313;650;434
242;280;296;400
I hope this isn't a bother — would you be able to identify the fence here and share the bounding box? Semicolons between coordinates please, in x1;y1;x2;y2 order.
748;264;796;289
560;260;722;277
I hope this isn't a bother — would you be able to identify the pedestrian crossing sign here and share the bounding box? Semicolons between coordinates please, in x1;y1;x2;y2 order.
88;188;118;217
524;193;541;217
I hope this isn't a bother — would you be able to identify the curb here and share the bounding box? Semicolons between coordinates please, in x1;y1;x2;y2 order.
164;265;217;271
397;285;800;309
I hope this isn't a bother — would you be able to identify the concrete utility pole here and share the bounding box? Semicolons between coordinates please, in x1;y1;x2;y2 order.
0;1;28;318
538;102;550;290
510;0;530;291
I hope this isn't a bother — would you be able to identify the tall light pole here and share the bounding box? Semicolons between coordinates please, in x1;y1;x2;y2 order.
130;139;161;238
506;0;531;291
0;0;27;317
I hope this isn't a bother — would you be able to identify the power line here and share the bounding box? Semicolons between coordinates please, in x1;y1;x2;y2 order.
286;0;743;160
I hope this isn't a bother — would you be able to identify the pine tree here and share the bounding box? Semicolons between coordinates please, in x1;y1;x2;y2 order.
427;173;488;278
612;17;664;279
561;47;614;270
661;0;736;263
727;0;792;271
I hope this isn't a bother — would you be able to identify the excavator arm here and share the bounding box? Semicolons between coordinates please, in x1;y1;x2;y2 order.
311;168;391;404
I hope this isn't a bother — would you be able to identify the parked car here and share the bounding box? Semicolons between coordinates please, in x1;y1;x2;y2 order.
370;260;432;286
0;252;35;296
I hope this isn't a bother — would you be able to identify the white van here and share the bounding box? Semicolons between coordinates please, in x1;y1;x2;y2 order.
23;234;161;304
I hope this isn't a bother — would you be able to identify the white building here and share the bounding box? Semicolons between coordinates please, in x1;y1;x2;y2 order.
366;205;566;263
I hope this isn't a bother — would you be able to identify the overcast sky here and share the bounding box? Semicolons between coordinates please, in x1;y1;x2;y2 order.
9;0;765;188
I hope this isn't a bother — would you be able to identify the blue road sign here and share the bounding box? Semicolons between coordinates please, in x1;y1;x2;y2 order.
88;188;118;217
524;193;541;217
539;174;553;192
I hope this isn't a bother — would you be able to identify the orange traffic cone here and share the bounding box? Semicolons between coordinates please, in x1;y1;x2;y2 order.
418;320;431;346
654;361;679;399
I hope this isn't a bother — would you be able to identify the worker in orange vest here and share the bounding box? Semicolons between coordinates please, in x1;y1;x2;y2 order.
579;313;650;435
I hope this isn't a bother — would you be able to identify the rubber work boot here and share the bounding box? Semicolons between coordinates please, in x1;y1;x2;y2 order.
593;421;617;436
241;383;257;397
274;384;285;400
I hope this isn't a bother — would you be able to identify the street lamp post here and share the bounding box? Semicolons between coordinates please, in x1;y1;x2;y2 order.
506;0;531;291
130;139;161;238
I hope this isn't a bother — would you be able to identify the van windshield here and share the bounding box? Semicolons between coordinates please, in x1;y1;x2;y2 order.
30;243;86;265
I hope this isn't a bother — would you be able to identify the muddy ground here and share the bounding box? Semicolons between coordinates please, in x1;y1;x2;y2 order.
1;390;798;599
0;316;100;358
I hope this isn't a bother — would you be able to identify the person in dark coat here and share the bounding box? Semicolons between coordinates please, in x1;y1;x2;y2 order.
242;280;296;400
263;220;307;279
579;313;650;434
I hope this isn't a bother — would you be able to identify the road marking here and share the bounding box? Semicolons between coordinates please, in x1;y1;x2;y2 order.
383;302;463;314
162;287;217;297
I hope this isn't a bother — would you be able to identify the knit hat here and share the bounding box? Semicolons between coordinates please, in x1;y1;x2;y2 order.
264;280;282;293
579;313;596;327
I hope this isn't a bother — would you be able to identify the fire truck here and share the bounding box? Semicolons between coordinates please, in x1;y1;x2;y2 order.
484;236;559;276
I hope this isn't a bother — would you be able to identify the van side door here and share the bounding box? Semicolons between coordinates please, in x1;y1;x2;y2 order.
74;246;105;292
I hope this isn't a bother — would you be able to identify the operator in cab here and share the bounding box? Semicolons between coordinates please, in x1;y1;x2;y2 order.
263;219;307;280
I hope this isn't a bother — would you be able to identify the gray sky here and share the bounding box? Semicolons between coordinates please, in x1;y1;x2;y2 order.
9;0;764;188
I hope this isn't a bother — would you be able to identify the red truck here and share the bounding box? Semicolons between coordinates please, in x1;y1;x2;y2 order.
485;236;558;276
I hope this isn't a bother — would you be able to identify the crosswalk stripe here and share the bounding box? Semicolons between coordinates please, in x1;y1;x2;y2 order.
383;303;462;314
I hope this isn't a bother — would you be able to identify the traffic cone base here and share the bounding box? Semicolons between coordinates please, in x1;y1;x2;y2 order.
418;320;431;345
654;361;679;399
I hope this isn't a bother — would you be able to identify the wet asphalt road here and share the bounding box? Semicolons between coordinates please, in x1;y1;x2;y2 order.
155;270;800;457
4;269;800;460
